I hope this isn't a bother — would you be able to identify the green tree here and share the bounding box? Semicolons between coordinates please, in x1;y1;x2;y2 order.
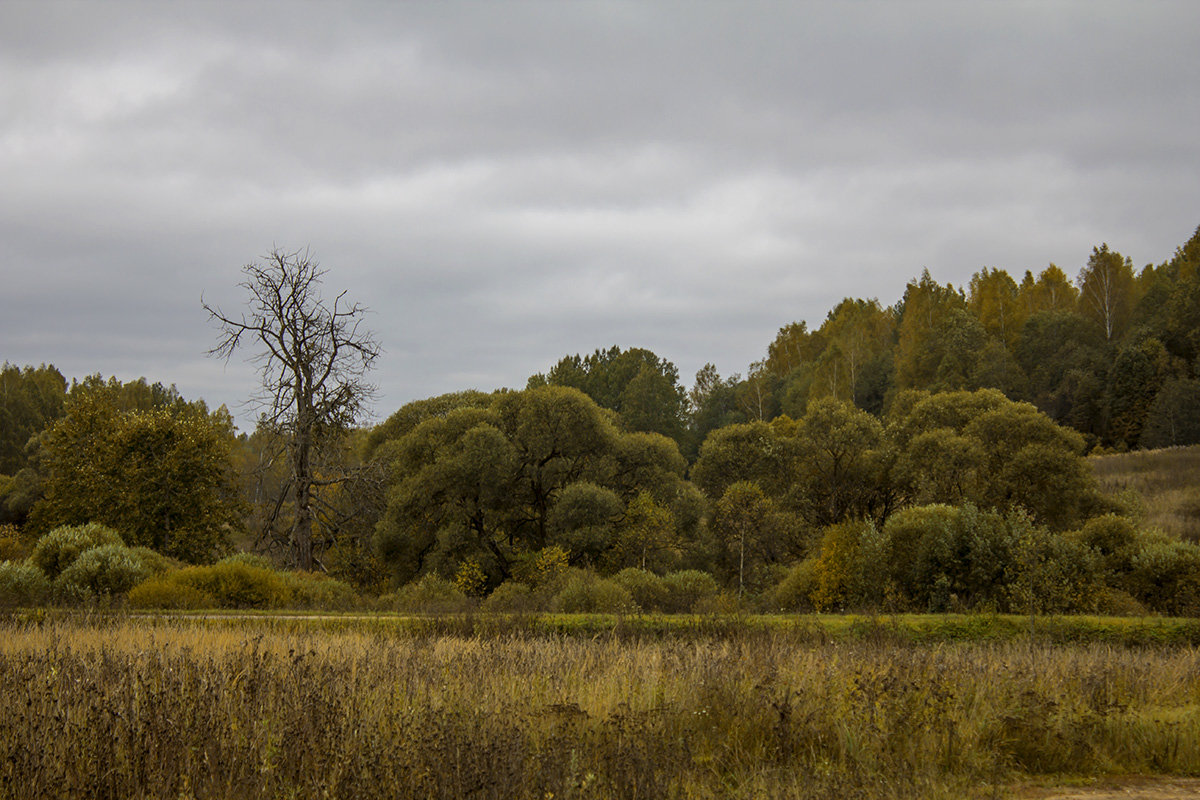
1015;310;1109;434
30;390;242;563
1105;334;1184;448
711;481;773;597
612;491;678;573
792;398;889;527
1017;264;1078;317
811;298;895;407
537;346;688;448
894;270;967;389
968;267;1021;348
686;364;746;454
1078;244;1137;342
374;386;693;585
888;389;1099;530
765;320;825;378
1139;378;1200;448
689;420;789;501
0;363;67;476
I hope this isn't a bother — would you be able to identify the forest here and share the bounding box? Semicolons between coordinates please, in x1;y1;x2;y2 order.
2;224;1200;615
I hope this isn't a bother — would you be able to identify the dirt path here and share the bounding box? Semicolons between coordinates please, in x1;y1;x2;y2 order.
1010;777;1200;799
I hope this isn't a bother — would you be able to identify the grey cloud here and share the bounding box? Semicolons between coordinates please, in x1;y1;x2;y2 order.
2;1;1199;428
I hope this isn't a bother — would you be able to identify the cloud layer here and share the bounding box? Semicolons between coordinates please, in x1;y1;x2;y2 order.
3;2;1198;428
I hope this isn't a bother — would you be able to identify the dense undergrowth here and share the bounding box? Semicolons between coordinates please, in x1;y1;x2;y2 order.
1;614;1197;800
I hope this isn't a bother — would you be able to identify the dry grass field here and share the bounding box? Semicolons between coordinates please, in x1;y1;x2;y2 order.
2;614;1198;799
1090;445;1200;543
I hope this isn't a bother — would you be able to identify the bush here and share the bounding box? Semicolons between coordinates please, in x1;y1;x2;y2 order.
765;559;819;612
692;591;742;615
481;580;547;613
1127;540;1200;616
612;568;669;612
30;523;124;578
0;561;50;606
169;561;293;609
386;574;472;613
514;545;571;589
550;570;636;613
1007;527;1102;615
1073;514;1143;575
217;552;275;570
882;504;1024;612
280;571;360;610
0;524;33;562
129;546;180;576
128;576;215;610
661;570;720;613
54;544;152;600
809;519;886;611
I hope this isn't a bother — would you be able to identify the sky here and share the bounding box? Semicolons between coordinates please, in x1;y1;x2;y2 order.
2;2;1198;430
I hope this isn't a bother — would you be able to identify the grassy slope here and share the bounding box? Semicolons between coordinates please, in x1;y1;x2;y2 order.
1090;444;1200;542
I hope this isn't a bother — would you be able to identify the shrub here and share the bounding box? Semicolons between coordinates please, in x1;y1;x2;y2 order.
550;570;636;613
1127;540;1200;616
809;519;886;611
54;544;152;600
128;576;215;610
481;580;546;613
765;559;819;612
386;574;472;613
169;562;293;609
453;559;488;597
280;571;359;610
0;524;33;562
30;523;124;578
514;545;570;589
0;561;51;606
217;552;275;570
1093;587;1148;617
128;546;180;576
612;568;670;612
692;591;742;615
1073;514;1143;575
661;570;719;613
1007;527;1102;614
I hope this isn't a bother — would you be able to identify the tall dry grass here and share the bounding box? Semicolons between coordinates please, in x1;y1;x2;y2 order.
1;615;1198;799
1091;445;1200;543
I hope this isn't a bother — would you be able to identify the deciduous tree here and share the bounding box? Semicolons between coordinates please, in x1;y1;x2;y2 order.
204;247;381;570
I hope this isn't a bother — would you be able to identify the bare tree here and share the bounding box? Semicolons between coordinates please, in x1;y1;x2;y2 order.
204;247;381;570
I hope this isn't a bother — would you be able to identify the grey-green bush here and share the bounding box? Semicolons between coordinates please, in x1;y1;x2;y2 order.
54;544;151;600
0;561;51;606
660;570;720;613
1127;540;1200;616
612;568;669;612
550;570;635;613
481;580;545;613
385;574;472;613
30;523;124;578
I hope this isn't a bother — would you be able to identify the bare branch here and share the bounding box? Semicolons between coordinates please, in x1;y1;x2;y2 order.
204;247;381;569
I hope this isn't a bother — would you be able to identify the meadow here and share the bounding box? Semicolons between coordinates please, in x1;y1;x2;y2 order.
2;612;1198;799
1090;445;1200;543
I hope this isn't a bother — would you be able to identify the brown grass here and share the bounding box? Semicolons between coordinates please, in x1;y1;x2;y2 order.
1090;445;1200;542
1;614;1199;799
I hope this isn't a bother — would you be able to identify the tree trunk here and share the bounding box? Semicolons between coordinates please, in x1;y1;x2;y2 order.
292;426;315;571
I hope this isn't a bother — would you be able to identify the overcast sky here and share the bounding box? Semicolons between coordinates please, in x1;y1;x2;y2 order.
3;2;1198;430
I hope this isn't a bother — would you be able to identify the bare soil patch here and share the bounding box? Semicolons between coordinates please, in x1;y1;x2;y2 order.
1011;777;1200;799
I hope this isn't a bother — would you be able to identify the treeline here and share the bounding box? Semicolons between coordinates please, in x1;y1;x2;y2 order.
534;225;1200;459
2;224;1199;614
